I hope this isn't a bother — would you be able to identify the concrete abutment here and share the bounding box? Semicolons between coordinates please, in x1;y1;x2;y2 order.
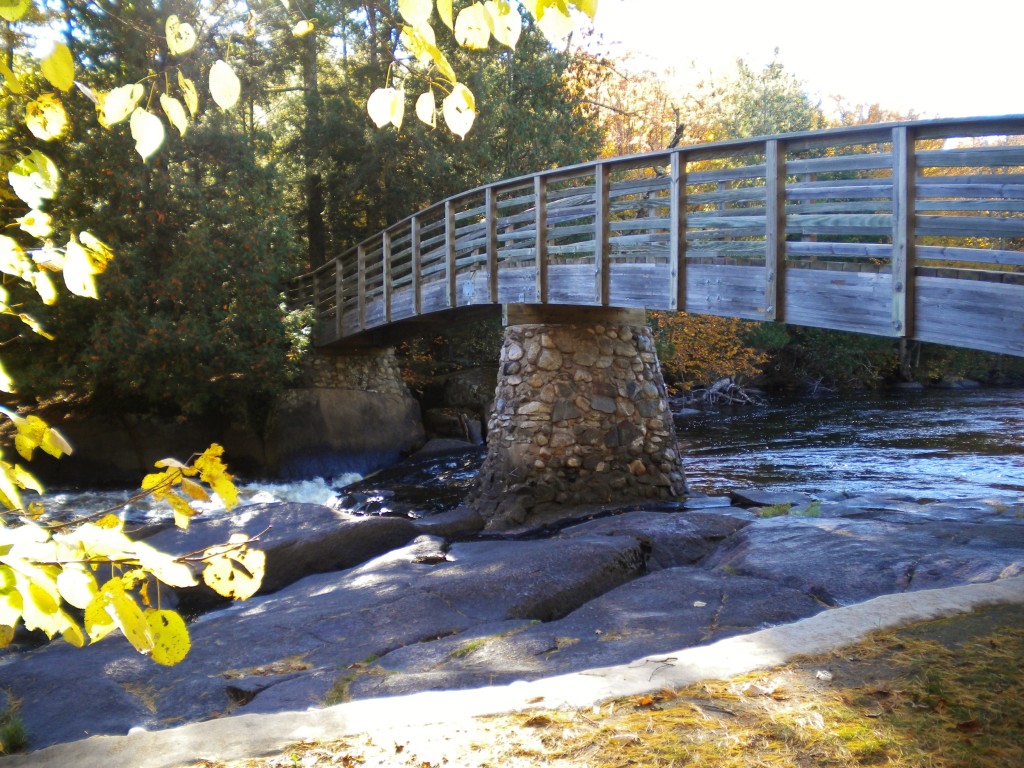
468;306;687;529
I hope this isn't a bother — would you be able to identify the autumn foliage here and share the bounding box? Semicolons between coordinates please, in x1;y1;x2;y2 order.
649;311;769;390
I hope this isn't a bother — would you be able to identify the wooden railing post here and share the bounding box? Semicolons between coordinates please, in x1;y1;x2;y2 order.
411;215;422;317
311;270;320;321
334;259;343;339
594;163;610;306
892;126;916;339
764;138;786;322
485;186;499;303
534;175;548;304
445;200;457;308
382;230;392;324
356;243;367;331
670;152;687;312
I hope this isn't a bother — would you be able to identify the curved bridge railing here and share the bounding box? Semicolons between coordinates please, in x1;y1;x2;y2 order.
288;116;1024;357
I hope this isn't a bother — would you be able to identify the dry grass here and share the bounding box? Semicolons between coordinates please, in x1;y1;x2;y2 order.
195;603;1024;768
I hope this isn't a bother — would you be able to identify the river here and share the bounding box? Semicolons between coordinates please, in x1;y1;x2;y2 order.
35;388;1024;524
677;388;1024;500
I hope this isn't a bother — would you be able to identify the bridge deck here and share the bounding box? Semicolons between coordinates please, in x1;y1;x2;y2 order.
289;116;1024;357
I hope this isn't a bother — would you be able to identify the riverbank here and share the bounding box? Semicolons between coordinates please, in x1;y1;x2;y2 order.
203;599;1024;768
1;486;1022;764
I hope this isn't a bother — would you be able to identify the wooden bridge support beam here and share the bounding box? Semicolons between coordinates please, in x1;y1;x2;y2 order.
468;306;687;530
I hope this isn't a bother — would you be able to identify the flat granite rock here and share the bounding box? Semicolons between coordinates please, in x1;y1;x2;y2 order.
346;567;826;699
5;495;1024;757
705;514;1024;605
143;502;420;607
0;533;648;750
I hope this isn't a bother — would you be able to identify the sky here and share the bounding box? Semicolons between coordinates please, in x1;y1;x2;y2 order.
588;0;1024;120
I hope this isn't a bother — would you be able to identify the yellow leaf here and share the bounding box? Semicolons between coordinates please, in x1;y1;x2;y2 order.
39;421;72;457
159;94;189;137
17;209;52;238
0;461;23;509
146;609;190;665
8;150;60;209
63;237;98;298
154;457;187;469
13;463;43;495
442;83;476;138
96;514;122;529
400;25;456;82
98;82;144;127
398;0;433;26
178;71;199;116
0;625;14;647
0;588;23;629
40;43;74;92
455;3;491;49
367;87;404;129
437;0;453;29
180;477;210;503
194;444;238;510
415;90;436;128
0;0;31;23
292;19;315;37
130;108;165;161
165;15;197;57
83;592;117;642
484;1;521;49
29;271;55;306
0;60;23;94
134;542;197;588
202;535;264;600
14;572;62;636
25;93;68;140
209;59;241;111
57;566;99;610
0;235;33;280
0;361;13;394
571;0;598;19
77;231;113;274
99;577;153;654
61;621;85;648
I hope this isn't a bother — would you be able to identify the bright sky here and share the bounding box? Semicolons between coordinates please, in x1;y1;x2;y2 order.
589;0;1024;120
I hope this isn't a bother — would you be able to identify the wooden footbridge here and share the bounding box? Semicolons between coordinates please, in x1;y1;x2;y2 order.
288;116;1024;357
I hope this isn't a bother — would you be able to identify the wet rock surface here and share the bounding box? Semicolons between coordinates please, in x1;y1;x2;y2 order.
1;491;1023;753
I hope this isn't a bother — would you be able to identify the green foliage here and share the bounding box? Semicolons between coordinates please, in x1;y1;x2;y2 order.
757;502;792;518
0;699;26;754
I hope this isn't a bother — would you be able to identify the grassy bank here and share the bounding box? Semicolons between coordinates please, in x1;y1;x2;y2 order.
198;603;1024;767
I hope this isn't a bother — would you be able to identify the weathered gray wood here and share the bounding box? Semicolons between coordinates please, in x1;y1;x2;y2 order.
411;215;422;316
535;174;549;304
594;163;610;306
356;244;367;331
670;153;687;311
334;261;344;340
485;186;499;303
382;230;393;324
765;139;786;322
289;116;1024;359
445;200;457;308
892;126;916;339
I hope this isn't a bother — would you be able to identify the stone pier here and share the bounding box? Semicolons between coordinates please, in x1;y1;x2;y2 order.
470;307;687;529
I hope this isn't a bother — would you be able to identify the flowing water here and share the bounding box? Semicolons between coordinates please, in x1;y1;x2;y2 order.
676;388;1024;500
35;388;1024;523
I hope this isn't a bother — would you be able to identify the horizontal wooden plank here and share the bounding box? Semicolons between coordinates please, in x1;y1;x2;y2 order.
787;153;892;175
917;146;1024;168
916;215;1024;238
